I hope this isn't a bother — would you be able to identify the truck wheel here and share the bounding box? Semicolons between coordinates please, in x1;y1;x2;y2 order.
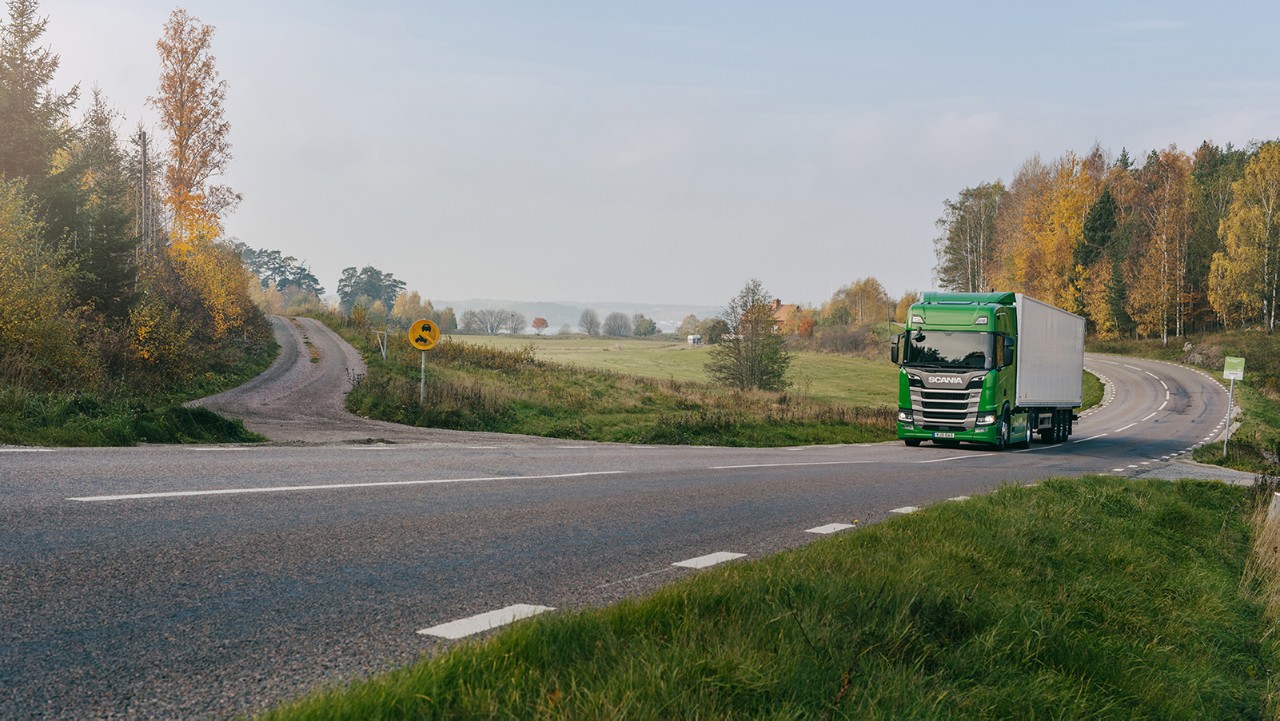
904;439;922;447
995;412;1010;450
1017;416;1032;448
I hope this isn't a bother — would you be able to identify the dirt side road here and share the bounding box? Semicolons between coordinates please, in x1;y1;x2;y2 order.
190;315;554;445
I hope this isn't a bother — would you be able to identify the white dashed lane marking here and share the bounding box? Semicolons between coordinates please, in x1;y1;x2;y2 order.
418;604;554;639
673;552;746;569
949;496;970;501
1073;433;1107;444
0;448;52;453
891;506;920;514
917;453;994;464
1142;412;1158;421
709;461;874;470
806;523;855;534
1113;423;1137;433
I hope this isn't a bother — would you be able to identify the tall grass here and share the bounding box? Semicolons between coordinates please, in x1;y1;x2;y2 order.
260;476;1275;720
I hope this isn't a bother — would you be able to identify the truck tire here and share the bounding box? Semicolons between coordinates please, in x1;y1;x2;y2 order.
995;410;1010;451
904;439;922;447
1016;414;1032;448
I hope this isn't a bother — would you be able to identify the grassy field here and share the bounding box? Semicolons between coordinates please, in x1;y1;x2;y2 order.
334;324;896;447
260;475;1277;720
449;334;900;407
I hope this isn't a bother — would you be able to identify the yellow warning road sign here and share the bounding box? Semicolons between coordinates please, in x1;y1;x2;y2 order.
409;319;441;351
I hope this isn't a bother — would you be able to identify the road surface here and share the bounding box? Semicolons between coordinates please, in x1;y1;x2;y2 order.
0;317;1249;719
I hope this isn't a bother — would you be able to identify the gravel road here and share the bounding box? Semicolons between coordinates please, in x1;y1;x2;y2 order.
190;315;558;447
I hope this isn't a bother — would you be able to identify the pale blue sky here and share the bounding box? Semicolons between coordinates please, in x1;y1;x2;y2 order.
41;1;1280;307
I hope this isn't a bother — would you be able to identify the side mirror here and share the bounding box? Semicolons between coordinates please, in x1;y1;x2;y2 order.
890;344;899;364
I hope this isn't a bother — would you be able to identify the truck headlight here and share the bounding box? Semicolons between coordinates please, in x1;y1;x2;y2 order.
976;413;996;426
897;409;913;422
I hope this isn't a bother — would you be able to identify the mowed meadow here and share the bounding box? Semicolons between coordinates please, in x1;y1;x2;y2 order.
449;334;899;407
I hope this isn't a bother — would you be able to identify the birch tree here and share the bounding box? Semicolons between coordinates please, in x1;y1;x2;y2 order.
1210;142;1280;332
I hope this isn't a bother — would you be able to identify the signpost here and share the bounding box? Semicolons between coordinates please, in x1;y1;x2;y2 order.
1223;356;1244;455
409;319;442;404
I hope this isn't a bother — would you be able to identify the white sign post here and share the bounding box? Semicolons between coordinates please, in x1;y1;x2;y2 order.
1223;357;1244;455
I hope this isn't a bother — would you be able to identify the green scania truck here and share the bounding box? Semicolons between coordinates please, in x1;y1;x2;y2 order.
891;292;1085;449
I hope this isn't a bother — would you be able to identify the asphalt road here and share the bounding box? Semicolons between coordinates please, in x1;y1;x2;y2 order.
0;321;1250;719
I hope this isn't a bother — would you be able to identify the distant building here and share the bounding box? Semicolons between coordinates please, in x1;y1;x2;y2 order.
687;334;703;346
770;298;800;332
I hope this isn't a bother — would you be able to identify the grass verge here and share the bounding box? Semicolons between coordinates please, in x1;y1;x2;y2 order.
260;475;1276;719
328;319;896;447
0;341;276;446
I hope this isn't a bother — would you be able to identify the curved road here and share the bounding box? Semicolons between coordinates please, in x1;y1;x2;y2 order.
0;318;1250;719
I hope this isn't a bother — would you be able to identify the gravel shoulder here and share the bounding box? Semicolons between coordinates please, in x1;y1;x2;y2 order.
190;315;559;446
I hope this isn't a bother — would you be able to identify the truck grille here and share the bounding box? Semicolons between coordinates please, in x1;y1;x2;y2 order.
911;387;980;430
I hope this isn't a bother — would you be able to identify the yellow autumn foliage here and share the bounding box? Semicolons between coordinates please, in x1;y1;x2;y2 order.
0;180;99;390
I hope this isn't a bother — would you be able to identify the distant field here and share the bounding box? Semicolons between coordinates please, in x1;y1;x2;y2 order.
450;334;899;407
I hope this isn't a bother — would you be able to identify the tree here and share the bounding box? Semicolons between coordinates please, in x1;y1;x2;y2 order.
696;317;730;344
632;313;658;337
390;289;431;326
579;308;600;335
151;9;252;339
235;242;323;297
677;314;700;337
0;178;96;390
705;278;791;391
934;182;1004;292
503;310;526;334
1127;146;1193;343
894;291;920;324
336;265;405;312
0;0;78;182
602;311;632;337
821;277;892;328
152;8;237;224
1211;142;1280;332
532;317;548;334
64;88;138;318
460;308;522;334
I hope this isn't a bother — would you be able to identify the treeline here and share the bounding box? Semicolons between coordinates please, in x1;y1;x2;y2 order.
934;140;1280;340
677;278;919;357
0;2;269;395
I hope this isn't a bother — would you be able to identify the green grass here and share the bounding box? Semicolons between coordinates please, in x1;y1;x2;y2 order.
329;323;896;447
0;340;276;446
1081;369;1104;411
259;475;1276;720
450;334;900;407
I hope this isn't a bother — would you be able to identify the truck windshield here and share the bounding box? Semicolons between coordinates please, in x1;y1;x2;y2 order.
903;331;993;370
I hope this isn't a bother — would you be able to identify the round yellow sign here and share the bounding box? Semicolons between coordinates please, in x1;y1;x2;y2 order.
409;319;441;350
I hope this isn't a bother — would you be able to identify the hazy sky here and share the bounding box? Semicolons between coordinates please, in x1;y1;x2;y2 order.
39;1;1280;308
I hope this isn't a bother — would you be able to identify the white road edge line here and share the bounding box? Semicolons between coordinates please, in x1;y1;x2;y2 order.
68;470;627;502
417;604;554;639
806;523;855;534
673;552;746;569
891;506;920;514
0;448;52;452
917;453;994;464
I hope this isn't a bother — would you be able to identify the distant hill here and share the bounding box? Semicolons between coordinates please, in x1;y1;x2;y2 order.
433;299;723;333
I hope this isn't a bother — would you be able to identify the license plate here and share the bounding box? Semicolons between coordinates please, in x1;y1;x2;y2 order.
932;432;956;439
